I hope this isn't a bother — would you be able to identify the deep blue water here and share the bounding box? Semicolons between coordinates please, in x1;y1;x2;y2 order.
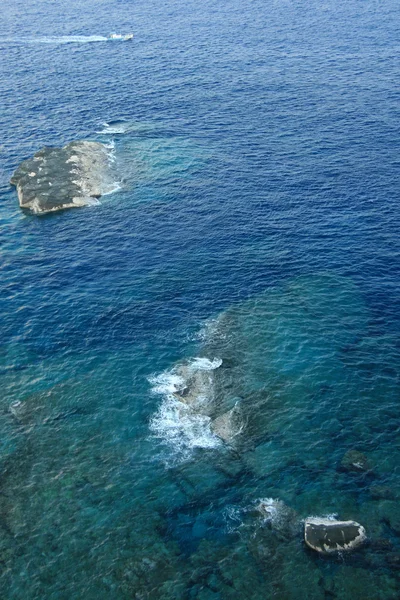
1;0;400;598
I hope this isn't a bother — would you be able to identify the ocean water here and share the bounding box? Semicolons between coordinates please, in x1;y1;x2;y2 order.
1;0;400;597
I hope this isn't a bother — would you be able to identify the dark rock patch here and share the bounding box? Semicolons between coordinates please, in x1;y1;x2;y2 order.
378;500;400;534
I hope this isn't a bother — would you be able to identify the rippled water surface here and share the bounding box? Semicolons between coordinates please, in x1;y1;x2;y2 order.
1;0;400;598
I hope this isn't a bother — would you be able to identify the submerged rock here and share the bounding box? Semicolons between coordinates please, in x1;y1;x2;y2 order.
256;498;300;539
173;360;248;445
304;517;366;554
369;485;394;500
386;553;400;570
340;450;372;473
326;565;398;600
173;365;215;412
210;402;244;443
10;141;116;214
369;538;393;552
378;500;400;534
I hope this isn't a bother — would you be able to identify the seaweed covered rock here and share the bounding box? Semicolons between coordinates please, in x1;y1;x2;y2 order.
304;517;366;554
10;141;117;214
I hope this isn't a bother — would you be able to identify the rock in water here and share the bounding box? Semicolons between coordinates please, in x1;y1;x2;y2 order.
256;498;300;539
304;517;366;554
210;402;244;443
10;141;116;214
173;366;215;412
340;449;372;473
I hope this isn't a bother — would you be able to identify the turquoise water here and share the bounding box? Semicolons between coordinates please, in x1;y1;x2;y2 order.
1;0;400;597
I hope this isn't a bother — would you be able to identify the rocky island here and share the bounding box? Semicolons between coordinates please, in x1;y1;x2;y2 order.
10;141;117;214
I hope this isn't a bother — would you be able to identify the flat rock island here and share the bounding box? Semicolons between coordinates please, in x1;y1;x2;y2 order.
10;141;117;214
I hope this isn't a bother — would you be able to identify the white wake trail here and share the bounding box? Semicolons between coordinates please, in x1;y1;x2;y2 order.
2;36;108;45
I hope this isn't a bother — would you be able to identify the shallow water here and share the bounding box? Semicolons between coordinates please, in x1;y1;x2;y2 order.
1;0;400;598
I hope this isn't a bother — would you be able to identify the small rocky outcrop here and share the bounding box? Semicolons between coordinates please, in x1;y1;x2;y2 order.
10;141;116;214
304;517;366;554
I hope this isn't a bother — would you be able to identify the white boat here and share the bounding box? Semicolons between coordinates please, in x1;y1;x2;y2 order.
107;33;133;41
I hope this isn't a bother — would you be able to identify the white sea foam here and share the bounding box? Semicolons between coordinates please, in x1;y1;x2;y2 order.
195;317;227;342
105;140;116;152
149;361;222;462
99;142;121;194
97;120;161;136
188;357;222;371
102;182;122;196
224;498;299;538
224;505;245;533
256;498;290;528
150;396;220;450
80;197;101;207
97;121;130;135
148;371;186;396
303;513;339;524
104;140;117;163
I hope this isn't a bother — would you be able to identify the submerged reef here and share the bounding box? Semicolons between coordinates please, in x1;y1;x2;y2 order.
10;141;117;214
147;273;400;597
1;273;399;598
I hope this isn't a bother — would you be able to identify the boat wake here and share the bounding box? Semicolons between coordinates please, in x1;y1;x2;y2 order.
2;36;108;45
